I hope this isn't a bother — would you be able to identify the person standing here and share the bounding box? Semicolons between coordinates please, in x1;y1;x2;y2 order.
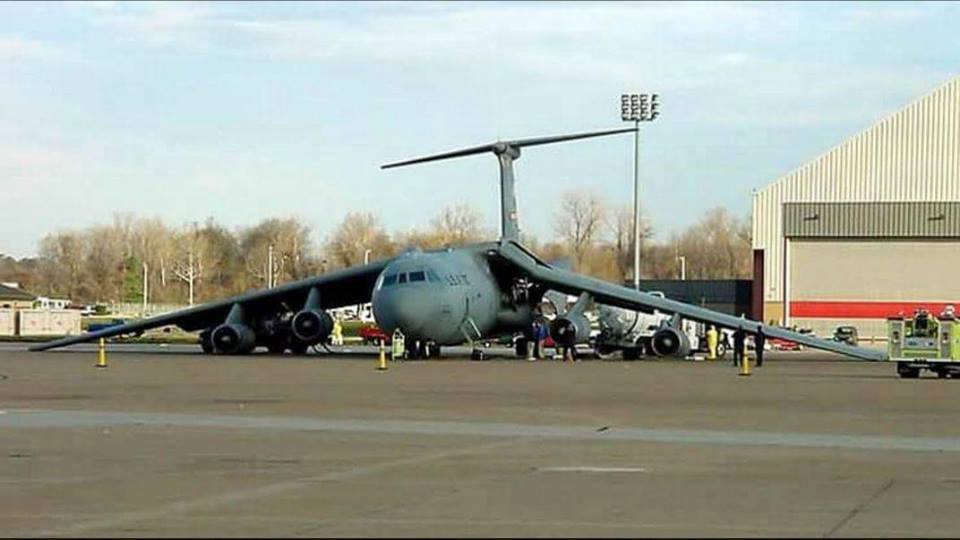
526;319;539;361
535;317;549;359
331;316;343;346
755;325;765;367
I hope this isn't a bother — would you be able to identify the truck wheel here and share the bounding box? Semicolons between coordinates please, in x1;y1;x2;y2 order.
515;338;529;357
715;342;727;358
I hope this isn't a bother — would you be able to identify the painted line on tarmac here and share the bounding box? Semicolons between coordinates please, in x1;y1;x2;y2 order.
536;466;648;473
5;409;960;453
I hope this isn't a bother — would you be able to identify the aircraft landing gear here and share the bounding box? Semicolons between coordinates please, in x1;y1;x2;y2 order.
405;340;441;359
199;330;214;354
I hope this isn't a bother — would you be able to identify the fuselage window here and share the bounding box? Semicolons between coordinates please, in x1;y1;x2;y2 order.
398;273;408;284
426;270;442;283
382;274;398;287
409;271;426;282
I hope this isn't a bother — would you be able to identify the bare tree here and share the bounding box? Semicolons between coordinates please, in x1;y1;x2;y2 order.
429;204;489;246
674;207;752;279
324;212;394;269
606;204;653;285
553;190;607;271
241;217;313;288
172;223;216;306
38;231;90;301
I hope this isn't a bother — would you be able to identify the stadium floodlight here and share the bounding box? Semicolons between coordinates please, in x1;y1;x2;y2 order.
620;93;660;289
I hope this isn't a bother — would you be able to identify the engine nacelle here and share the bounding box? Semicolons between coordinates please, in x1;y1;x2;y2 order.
549;314;591;347
291;309;333;344
211;323;257;354
650;326;691;357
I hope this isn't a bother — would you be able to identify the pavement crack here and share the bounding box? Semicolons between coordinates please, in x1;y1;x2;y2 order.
824;478;894;538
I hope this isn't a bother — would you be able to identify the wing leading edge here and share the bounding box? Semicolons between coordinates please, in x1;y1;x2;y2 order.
495;241;886;362
29;260;390;351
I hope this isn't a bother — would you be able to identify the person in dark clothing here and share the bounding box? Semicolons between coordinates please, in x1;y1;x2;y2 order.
733;328;745;367
755;326;765;367
535;317;549;359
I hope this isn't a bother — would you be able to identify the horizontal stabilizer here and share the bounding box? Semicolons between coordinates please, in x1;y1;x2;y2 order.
381;127;637;169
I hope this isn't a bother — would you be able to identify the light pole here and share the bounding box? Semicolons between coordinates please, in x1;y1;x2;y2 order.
677;255;686;281
142;262;148;316
358;248;372;317
267;244;274;288
621;93;660;289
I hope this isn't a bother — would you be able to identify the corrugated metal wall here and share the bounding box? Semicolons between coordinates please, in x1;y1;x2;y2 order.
753;75;960;310
783;202;960;237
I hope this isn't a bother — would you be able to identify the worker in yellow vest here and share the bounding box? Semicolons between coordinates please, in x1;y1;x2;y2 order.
331;316;343;346
706;325;719;360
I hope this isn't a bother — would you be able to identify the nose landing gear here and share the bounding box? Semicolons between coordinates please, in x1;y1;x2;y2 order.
405;339;441;359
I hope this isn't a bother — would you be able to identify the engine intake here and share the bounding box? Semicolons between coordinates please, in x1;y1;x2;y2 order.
549;314;591;347
291;309;333;343
211;323;257;354
651;326;691;357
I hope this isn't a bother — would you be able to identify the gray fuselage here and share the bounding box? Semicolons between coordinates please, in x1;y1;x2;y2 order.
371;246;531;345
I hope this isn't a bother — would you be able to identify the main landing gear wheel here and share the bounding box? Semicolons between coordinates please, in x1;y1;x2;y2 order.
471;349;486;361
289;342;309;355
515;338;529;358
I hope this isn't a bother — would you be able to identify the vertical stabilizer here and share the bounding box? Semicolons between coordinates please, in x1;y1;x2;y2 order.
381;127;636;242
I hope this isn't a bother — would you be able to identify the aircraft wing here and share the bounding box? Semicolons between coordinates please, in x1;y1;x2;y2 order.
29;260;389;351
495;241;886;362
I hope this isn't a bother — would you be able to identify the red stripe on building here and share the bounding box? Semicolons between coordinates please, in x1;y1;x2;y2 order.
790;301;958;319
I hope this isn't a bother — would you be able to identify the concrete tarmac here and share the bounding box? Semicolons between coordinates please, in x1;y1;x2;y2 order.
1;344;959;537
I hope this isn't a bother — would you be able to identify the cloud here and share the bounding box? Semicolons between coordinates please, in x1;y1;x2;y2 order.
86;2;216;45
0;36;63;61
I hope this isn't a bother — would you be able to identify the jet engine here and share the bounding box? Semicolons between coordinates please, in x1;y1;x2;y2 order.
650;325;691;357
211;323;257;354
549;313;591;347
291;309;333;344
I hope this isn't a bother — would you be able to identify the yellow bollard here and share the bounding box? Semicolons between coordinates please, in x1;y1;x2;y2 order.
377;339;387;371
739;342;751;376
96;338;107;368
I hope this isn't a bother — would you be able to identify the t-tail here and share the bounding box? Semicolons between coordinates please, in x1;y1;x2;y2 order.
381;127;637;242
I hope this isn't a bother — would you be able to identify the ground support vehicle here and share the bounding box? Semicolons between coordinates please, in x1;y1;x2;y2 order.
888;309;960;378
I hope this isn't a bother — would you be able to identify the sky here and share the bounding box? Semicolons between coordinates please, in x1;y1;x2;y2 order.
1;1;958;258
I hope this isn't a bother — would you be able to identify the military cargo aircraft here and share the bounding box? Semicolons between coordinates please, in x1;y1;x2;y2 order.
31;128;886;363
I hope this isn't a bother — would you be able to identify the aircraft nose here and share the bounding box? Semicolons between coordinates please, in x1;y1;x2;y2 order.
373;288;431;338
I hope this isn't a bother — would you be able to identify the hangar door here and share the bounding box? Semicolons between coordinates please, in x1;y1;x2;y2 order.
788;238;960;339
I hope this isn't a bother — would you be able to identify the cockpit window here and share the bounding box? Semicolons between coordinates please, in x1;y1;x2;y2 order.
409;271;425;282
426;270;442;283
382;274;397;287
398;273;408;284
